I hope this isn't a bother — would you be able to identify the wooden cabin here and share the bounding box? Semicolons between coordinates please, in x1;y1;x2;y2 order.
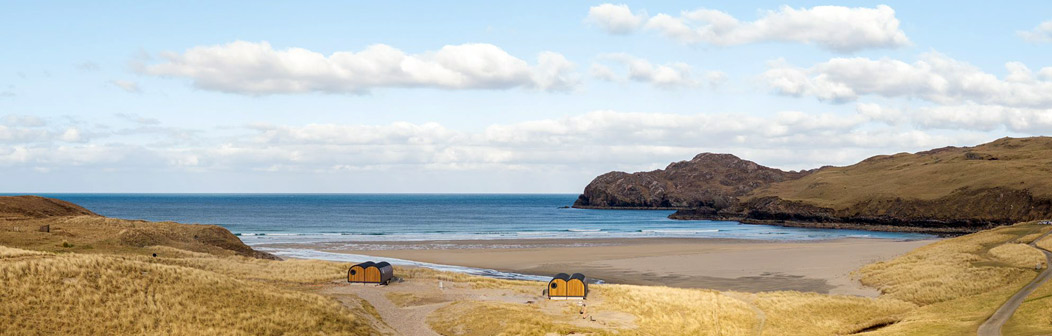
348;261;374;283
566;273;588;298
348;261;394;284
548;273;569;299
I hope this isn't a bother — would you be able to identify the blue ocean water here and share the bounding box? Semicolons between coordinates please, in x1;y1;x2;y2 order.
25;194;933;244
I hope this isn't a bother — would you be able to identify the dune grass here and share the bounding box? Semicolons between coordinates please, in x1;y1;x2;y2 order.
852;223;1049;334
154;252;348;284
0;244;49;258
989;243;1046;268
1037;233;1052;251
593;284;758;335
429;301;606;336
0;246;378;335
1002;231;1052;335
748;291;915;335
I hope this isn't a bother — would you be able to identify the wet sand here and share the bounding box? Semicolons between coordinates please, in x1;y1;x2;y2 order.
275;237;936;296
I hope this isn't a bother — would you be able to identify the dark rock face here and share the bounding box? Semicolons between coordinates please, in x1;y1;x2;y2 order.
573;153;810;209
667;187;1052;234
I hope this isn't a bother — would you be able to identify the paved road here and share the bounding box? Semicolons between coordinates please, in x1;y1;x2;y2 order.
977;230;1052;336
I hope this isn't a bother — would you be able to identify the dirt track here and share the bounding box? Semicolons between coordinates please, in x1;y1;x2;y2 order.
977;230;1052;336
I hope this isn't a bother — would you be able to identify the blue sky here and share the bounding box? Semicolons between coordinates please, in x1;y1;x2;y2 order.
2;1;1051;192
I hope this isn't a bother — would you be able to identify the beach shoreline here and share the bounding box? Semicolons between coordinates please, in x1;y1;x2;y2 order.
258;236;937;296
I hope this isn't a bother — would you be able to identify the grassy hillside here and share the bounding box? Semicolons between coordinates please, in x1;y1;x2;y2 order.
736;137;1052;228
755;137;1052;207
0;212;276;259
0;245;381;335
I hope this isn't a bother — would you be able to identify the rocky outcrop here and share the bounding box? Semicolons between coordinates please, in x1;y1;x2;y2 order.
573;153;810;209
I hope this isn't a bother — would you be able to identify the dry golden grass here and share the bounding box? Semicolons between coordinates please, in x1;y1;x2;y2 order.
989;243;1046;268
0;215;266;258
851;223;1050;334
594;284;757;335
748;291;915;335
155;253;347;284
0;244;49;258
1037;234;1052;251
859;224;1042;305
0;247;378;335
429;301;605;336
1004;272;1052;335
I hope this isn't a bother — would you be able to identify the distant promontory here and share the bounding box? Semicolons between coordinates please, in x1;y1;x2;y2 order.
574;137;1052;234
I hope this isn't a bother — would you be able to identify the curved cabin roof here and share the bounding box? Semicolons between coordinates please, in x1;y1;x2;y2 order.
372;261;391;269
569;273;586;282
551;273;570;282
355;261;376;268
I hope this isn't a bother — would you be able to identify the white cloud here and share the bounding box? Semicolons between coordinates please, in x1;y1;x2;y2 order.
763;52;1052;108
144;41;579;95
110;80;140;93
589;63;617;81
1019;20;1052;43
588;4;909;52
911;104;1052;133
0;107;1031;183
586;4;647;34
593;54;725;89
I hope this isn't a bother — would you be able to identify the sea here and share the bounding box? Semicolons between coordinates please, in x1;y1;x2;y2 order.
30;193;931;242
23;194;933;280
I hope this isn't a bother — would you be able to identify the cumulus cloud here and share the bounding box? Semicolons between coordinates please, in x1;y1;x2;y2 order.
592;54;725;89
586;4;647;34
143;41;579;95
763;52;1052;108
586;4;909;52
1019;20;1052;43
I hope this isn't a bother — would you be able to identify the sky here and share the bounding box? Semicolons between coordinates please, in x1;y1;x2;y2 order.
2;1;1051;193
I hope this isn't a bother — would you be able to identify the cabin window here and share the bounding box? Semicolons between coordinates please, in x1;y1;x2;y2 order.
551;283;558;289
350;269;357;275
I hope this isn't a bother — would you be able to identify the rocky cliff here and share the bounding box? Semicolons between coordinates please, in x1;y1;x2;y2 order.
573;153;811;210
578;137;1052;233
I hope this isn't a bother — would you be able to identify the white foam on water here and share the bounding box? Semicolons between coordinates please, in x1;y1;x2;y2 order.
263;248;552;282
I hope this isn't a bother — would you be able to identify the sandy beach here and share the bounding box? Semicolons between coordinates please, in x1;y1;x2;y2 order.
275;237;937;296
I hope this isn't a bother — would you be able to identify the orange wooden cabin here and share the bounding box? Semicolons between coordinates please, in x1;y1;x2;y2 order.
348;261;394;284
548;273;588;299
